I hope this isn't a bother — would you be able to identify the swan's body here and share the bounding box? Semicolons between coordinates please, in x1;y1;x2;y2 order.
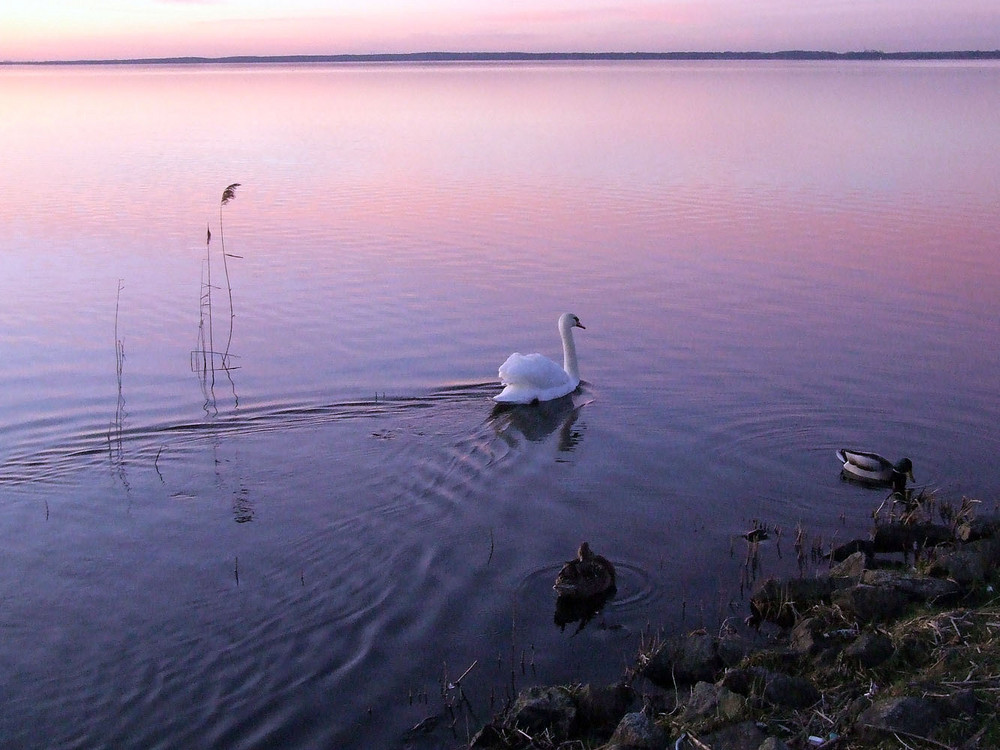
837;449;914;490
553;542;616;600
494;313;585;405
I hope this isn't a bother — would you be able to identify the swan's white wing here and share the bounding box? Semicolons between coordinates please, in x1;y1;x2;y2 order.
498;353;567;388
495;353;576;404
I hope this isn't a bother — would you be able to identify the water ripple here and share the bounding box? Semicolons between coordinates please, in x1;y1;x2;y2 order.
0;383;499;486
517;559;662;614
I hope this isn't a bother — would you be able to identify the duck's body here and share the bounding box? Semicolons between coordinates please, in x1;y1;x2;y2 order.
553;542;616;600
837;449;914;490
494;313;585;405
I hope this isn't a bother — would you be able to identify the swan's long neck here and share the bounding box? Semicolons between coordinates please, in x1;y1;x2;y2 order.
560;321;580;383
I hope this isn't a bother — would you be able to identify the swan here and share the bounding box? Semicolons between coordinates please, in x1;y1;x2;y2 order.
494;313;585;405
553;542;616;600
837;449;914;490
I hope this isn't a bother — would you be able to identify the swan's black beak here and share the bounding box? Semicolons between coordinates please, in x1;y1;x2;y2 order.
576;321;586;330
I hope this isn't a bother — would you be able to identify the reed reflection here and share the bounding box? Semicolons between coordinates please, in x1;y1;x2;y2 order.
109;279;130;490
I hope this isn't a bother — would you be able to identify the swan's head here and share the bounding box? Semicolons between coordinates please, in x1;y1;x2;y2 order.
559;313;585;331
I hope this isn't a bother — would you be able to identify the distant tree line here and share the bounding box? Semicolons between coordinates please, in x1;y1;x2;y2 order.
6;50;999;66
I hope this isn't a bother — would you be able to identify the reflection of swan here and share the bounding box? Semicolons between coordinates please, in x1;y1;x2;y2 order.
554;542;616;599
494;313;585;404
489;395;585;450
837;449;914;491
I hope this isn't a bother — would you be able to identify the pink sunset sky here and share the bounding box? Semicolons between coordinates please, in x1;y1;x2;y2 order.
2;0;998;62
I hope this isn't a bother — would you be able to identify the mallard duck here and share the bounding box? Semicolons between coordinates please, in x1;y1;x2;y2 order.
553;542;616;599
837;449;914;490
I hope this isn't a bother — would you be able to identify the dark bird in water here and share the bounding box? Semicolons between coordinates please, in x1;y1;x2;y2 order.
553;541;616;600
837;449;914;492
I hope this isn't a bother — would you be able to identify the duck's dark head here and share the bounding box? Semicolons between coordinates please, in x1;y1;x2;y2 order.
894;458;914;482
577;541;593;561
891;458;914;493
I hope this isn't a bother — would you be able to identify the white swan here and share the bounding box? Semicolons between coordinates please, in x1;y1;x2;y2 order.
494;313;586;405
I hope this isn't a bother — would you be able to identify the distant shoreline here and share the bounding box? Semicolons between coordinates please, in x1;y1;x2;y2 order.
4;50;1000;66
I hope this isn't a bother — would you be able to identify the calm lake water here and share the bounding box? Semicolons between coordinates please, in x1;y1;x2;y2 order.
1;60;999;748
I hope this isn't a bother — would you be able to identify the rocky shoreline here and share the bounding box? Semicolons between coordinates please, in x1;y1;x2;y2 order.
467;504;1000;749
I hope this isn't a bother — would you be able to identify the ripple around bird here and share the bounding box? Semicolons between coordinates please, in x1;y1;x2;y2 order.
518;559;662;612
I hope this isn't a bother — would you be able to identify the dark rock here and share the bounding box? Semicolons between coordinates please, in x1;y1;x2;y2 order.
719;666;818;710
955;513;1000;542
843;630;895;668
749;576;848;627
574;682;634;732
762;673;820;709
857;696;943;739
699;720;767;750
789;616;827;655
606;710;667;749
679;681;743;722
640;689;677;718
719;667;767;697
871;523;953;554
861;569;962;604
681;681;721;721
717;632;755;666
830;550;868;578
836;569;961;620
966;537;1000;573
832;583;908;623
507;686;576;741
642;632;721;688
846;694;873;722
469;722;505;748
893;630;936;668
930;687;978;719
717;687;746;721
925;548;985;584
830;539;874;562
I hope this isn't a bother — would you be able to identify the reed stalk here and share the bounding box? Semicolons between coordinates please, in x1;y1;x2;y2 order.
112;279;126;443
193;225;215;388
204;224;214;368
219;183;241;367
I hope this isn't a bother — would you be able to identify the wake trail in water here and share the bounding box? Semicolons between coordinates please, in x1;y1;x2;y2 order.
0;383;504;486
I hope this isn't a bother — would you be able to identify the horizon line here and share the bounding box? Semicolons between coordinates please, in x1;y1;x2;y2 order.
4;49;1000;66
